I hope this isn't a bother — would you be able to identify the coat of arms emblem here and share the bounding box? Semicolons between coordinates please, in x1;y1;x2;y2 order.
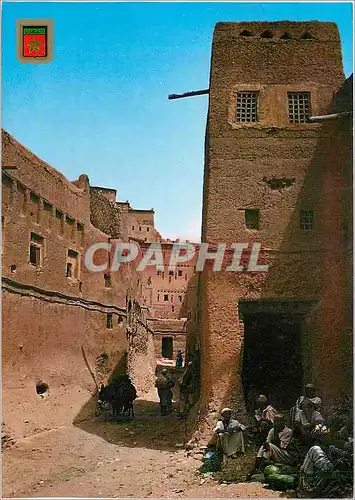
16;19;54;63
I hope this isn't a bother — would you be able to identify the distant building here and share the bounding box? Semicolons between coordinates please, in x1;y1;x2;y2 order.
140;239;199;320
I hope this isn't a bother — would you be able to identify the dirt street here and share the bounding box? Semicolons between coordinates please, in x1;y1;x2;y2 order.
2;396;282;498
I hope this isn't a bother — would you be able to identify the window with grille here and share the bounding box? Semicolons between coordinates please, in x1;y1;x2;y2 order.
245;209;260;230
288;92;311;123
300;210;313;230
236;92;258;123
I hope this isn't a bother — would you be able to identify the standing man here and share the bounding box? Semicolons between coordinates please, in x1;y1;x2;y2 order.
175;350;183;369
155;368;174;416
178;361;194;418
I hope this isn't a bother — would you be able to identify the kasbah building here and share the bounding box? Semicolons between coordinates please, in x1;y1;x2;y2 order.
1;131;198;438
184;20;353;440
1;20;352;443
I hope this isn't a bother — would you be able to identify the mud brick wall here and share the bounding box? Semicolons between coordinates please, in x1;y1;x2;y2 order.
2;130;156;439
128;209;157;243
126;303;157;394
2;288;127;439
89;187;128;240
153;332;187;360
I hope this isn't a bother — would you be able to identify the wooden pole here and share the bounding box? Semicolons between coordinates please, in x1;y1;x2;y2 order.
168;89;209;100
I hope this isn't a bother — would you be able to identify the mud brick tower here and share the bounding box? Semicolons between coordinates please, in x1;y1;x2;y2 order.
199;22;351;421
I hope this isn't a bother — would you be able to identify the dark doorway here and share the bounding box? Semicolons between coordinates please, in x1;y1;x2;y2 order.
162;337;173;359
242;312;303;412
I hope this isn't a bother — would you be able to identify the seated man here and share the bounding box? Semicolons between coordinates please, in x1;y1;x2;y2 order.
255;414;298;471
294;384;324;439
296;425;351;498
213;408;246;466
254;394;278;443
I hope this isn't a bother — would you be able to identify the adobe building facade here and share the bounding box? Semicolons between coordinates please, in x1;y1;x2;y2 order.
140;239;199;318
1;130;157;439
147;318;187;362
195;22;352;427
138;239;199;362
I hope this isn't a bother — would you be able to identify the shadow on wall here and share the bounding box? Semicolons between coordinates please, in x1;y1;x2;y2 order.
73;350;129;427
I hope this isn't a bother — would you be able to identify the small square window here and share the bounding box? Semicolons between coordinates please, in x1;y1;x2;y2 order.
288;92;311;124
300;210;313;230
66;249;79;279
245;209;260;230
30;245;40;266
104;272;112;288
107;313;113;329
30;192;39;204
178;270;183;277
169;270;174;276
29;233;44;266
236;92;258;123
164;294;169;301
66;262;73;278
43;201;52;213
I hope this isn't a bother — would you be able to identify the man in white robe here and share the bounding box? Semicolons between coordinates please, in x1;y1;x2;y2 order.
294;384;324;438
213;408;246;465
255;414;298;469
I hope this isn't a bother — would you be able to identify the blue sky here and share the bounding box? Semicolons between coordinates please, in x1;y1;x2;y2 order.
2;2;353;241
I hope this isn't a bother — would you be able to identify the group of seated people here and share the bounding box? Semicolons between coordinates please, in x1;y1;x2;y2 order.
212;384;353;497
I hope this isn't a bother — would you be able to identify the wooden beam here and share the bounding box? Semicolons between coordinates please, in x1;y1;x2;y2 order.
307;111;352;122
2;165;18;170
168;89;209;100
